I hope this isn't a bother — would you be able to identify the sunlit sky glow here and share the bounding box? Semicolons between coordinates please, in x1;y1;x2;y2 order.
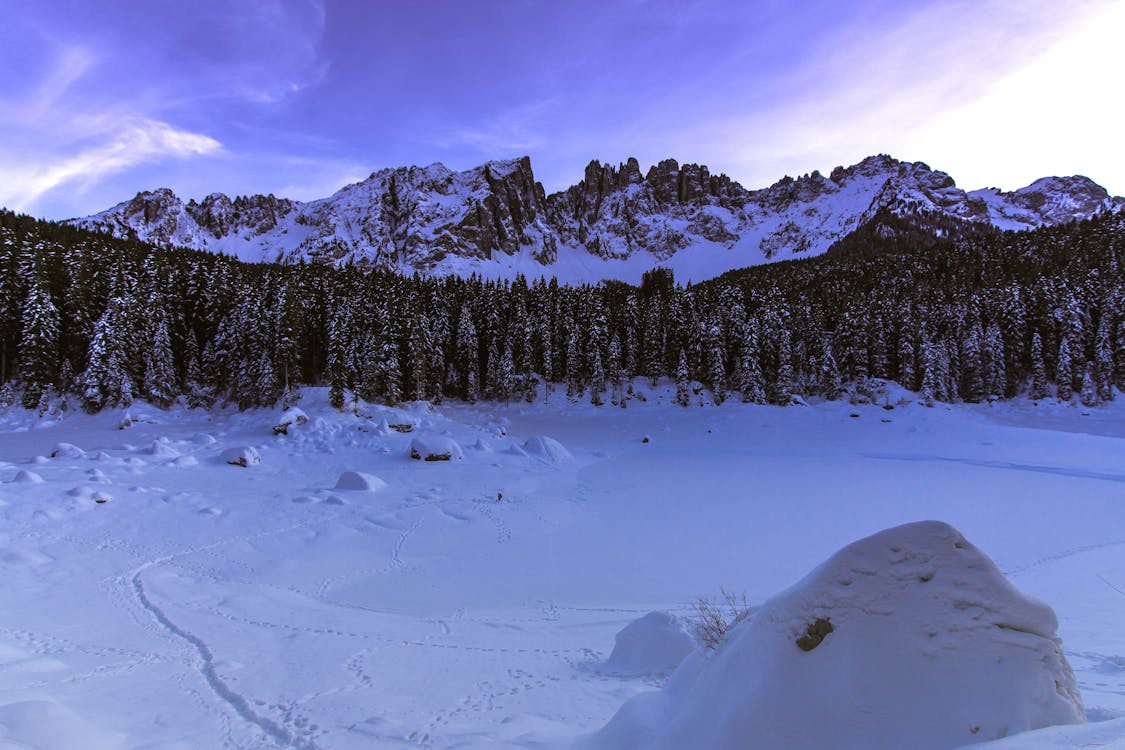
1;0;1121;220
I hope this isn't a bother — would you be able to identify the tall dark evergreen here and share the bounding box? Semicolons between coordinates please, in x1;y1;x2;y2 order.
18;277;60;409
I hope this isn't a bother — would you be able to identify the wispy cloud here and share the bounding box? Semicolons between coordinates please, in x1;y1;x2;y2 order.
0;44;222;214
0;120;222;212
423;99;558;157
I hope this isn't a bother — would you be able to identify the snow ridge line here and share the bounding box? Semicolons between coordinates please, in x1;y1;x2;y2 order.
131;568;319;750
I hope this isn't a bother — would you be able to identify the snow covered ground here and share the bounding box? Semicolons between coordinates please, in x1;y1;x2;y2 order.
0;386;1123;749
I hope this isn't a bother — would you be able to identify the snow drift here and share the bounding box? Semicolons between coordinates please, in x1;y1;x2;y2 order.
601;611;696;677
333;471;387;492
583;521;1083;750
521;436;572;463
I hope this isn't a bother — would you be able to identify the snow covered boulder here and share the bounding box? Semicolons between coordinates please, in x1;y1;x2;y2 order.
584;521;1083;750
146;438;179;458
521;435;572;463
273;406;309;435
50;443;86;459
602;611;696;677
221;446;261;468
333;471;387;492
410;436;463;462
12;470;44;484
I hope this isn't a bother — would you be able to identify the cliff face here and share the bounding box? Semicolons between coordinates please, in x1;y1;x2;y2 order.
71;154;1123;281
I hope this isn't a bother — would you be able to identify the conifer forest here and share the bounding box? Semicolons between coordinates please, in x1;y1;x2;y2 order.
2;208;1123;415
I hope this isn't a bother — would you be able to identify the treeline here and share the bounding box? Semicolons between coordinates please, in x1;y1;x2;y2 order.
0;208;1122;414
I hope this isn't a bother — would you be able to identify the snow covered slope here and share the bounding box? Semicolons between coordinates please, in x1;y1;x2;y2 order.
71;155;1123;283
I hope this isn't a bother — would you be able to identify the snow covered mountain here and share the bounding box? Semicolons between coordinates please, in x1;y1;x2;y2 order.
71;154;1123;283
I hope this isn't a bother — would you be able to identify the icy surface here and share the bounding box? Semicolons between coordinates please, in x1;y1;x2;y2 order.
0;387;1123;749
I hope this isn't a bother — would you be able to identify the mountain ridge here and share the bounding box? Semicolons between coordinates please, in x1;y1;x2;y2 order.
70;154;1123;283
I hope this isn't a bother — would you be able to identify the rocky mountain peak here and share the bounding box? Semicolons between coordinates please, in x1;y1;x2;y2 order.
69;154;1121;283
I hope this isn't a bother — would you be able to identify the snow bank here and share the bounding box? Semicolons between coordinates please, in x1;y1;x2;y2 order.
584;521;1084;750
602;611;696;677
334;471;388;492
221;446;261;468
410;436;463;461
521;435;572;463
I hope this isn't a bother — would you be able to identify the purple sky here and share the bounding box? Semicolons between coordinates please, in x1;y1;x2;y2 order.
2;0;1121;220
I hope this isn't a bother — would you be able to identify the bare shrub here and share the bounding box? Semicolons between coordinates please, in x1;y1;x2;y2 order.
694;587;753;649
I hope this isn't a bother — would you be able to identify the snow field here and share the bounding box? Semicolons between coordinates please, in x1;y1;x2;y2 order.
0;386;1122;749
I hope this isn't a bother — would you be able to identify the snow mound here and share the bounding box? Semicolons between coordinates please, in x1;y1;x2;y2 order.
12;470;44;484
334;471;388;492
221;446;261;467
50;443;86;459
521;435;572;463
410;436;463;461
273;406;309;435
585;521;1084;750
147;438;179;457
472;438;493;452
602;611;696;677
172;455;198;467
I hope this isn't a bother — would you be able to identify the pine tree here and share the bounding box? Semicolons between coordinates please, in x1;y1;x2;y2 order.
1056;333;1074;401
983;323;1006;398
143;316;177;407
820;337;842;399
80;298;132;413
737;327;767;404
960;323;984;403
675;349;691;407
771;328;793;405
1079;363;1099;407
18;278;60;409
326;312;350;410
589;346;606;406
455;303;479;401
382;343;402;405
920;341;940;406
703;321;726;405
1029;332;1049;400
1095;311;1115;402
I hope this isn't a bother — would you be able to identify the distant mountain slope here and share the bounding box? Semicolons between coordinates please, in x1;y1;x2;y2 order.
71;154;1122;283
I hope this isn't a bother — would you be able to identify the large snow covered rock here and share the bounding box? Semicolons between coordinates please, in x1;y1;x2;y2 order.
409;436;463;462
50;443;86;459
521;435;572;463
273;406;309;435
333;471;387;492
220;446;261;468
584;521;1083;750
602;611;696;677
